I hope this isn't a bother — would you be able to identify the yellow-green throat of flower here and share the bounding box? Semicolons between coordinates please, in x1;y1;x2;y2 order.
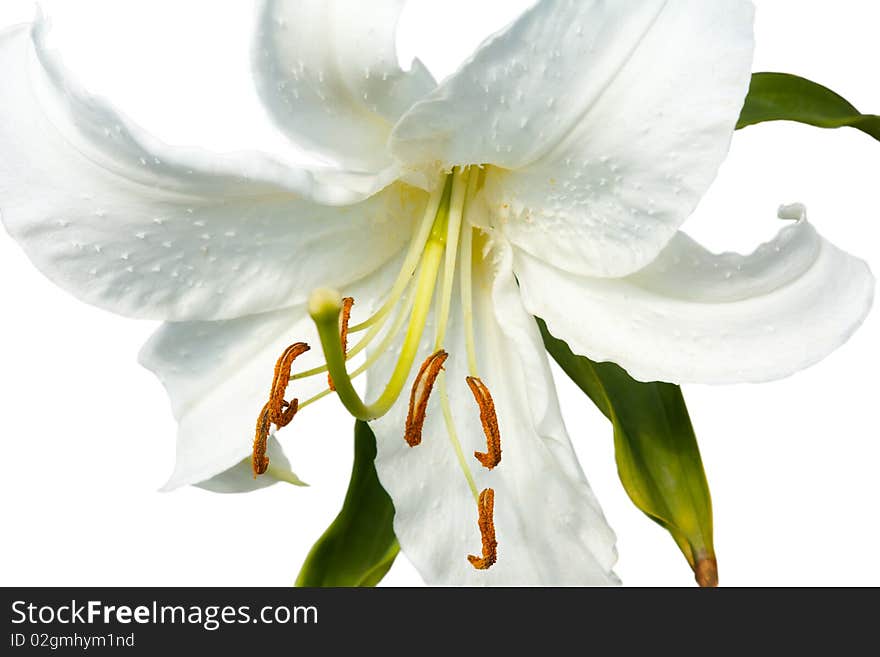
252;166;502;571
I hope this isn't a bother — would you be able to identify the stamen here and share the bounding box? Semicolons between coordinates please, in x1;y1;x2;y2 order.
268;343;310;427
467;488;498;570
433;167;469;350
252;342;310;477
309;180;451;422
438;372;481;503
328;297;354;391
347;179;450;334
404;350;448;447
467;376;502;470
252;403;272;477
459;224;479;379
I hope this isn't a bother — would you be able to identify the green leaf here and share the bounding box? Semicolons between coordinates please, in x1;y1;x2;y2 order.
295;421;399;587
539;319;717;587
738;72;880;142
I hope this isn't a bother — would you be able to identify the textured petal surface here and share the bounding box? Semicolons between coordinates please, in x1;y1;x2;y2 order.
393;0;755;277
196;437;302;494
141;261;398;491
516;220;874;384
254;0;434;172
0;23;421;321
368;239;617;585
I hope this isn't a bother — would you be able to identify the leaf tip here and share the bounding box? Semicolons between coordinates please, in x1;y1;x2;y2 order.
694;556;718;588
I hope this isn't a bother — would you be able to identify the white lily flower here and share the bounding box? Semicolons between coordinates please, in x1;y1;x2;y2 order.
0;0;873;586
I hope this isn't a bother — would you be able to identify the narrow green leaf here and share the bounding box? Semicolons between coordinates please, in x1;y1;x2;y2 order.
738;72;880;142
539;319;717;587
295;421;399;587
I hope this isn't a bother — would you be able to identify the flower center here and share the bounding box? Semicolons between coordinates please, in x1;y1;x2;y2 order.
253;166;501;570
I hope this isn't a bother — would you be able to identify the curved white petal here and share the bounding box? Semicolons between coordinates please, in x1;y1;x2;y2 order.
141;260;398;491
0;23;422;322
516;219;874;384
196;437;305;494
392;0;755;278
368;239;617;585
254;0;435;172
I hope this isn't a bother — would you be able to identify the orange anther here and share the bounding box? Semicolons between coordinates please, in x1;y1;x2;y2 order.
466;376;501;470
404;350;448;447
467;488;498;570
328;297;354;391
252;342;310;477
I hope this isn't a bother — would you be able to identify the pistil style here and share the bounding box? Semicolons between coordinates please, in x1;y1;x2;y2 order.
258;166;503;570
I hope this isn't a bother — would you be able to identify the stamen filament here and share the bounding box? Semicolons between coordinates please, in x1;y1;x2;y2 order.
297;283;418;411
265;463;308;487
310;184;451;421
293;178;453;384
460;223;479;379
438;372;481;504
290;286;411;382
348;179;449;334
434;167;469;350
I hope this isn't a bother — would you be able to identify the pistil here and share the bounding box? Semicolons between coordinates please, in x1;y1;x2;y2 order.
308;179;452;421
254;165;506;571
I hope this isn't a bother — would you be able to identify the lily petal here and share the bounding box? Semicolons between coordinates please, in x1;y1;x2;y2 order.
392;0;754;277
516;219;874;384
0;22;421;321
197;436;305;494
141;258;400;491
368;238;617;585
254;0;435;173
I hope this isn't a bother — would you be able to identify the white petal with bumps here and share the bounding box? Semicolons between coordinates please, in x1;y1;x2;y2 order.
140;256;401;491
516;220;874;384
393;0;755;278
254;0;434;172
368;239;618;585
0;22;420;322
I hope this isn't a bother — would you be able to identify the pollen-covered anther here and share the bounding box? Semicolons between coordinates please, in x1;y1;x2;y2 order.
467;488;498;570
404;350;448;447
466;376;501;470
252;403;272;477
252;342;311;477
328;297;354;392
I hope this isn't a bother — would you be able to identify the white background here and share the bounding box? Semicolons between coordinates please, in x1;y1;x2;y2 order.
0;0;877;587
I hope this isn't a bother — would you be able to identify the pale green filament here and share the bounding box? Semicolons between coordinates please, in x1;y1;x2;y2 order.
265;463;309;487
460;221;479;378
437;371;480;504
297;282;417;411
292;281;415;382
433;167;469;350
310;185;451;421
426;167;481;502
293;183;448;383
347;179;450;334
303;166;489;512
